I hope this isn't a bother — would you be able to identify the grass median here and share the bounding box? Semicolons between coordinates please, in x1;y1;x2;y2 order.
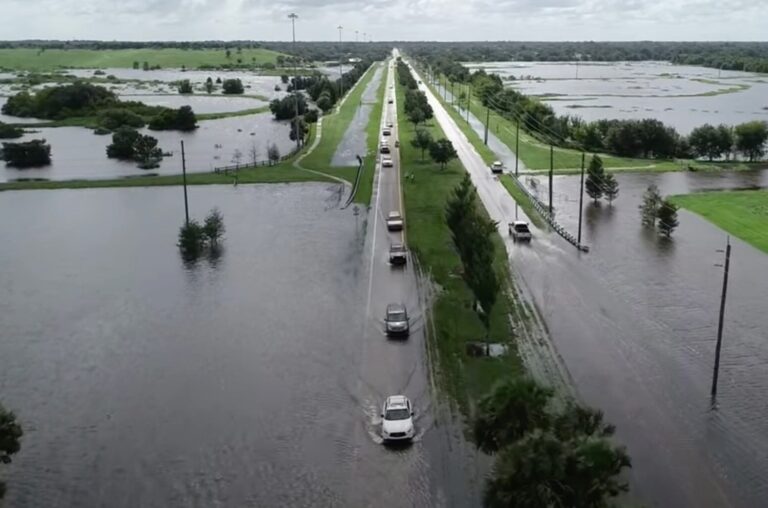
671;190;768;254
396;77;523;412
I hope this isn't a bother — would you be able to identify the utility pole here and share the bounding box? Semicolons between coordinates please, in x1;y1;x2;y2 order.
515;119;520;176
180;140;189;226
289;13;300;153
337;25;344;97
355;30;359;43
451;81;455;105
548;145;554;215
466;83;471;122
711;236;732;401
484;107;490;145
577;152;585;246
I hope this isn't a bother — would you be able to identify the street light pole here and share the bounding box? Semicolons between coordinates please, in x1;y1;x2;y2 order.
338;25;344;98
577;152;585;246
355;30;359;43
288;13;300;153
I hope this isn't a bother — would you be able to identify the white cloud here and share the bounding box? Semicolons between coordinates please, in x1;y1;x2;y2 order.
0;0;766;40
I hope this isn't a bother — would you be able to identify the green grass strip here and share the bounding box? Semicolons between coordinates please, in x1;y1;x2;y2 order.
671;190;768;254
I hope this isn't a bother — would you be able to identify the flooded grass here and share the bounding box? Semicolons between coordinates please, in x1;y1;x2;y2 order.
672;189;768;254
499;175;548;229
395;77;521;415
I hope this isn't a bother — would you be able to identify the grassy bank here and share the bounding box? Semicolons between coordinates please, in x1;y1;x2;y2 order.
0;125;328;192
300;62;382;204
395;76;522;412
671;190;768;254
0;48;285;70
499;175;547;230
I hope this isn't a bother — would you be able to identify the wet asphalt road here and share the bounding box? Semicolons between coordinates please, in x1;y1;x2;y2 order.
408;60;767;507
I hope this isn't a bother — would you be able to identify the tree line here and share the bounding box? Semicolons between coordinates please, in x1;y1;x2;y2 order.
436;64;768;162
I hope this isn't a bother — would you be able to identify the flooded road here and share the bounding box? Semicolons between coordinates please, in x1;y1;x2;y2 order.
519;170;768;508
416;57;768;508
0;182;480;506
331;64;384;167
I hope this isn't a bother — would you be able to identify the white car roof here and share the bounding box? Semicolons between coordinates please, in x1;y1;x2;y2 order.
513;220;529;226
386;395;409;407
493;161;503;166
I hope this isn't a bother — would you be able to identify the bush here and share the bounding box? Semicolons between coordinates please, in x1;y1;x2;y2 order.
222;78;244;94
2;82;117;119
1;139;51;167
0;122;23;139
178;79;193;94
148;105;197;131
106;128;140;159
98;108;146;130
269;94;308;120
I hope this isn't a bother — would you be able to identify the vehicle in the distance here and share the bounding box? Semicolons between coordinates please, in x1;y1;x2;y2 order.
380;141;390;154
382;156;393;168
490;161;504;174
381;395;414;442
383;128;391;136
384;303;409;336
388;97;394;104
389;243;407;265
509;221;532;242
386;211;403;231
387;121;394;128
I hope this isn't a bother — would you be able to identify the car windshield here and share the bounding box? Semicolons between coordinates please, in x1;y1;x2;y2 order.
385;408;410;420
515;224;530;232
388;311;407;321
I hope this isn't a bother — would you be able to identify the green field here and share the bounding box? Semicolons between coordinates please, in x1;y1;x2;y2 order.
395;75;523;412
0;48;285;70
299;62;382;204
672;190;768;254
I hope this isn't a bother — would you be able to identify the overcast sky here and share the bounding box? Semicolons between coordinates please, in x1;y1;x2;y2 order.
2;0;767;41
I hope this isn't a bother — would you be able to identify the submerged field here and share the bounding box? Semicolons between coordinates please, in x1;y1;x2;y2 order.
672;190;768;254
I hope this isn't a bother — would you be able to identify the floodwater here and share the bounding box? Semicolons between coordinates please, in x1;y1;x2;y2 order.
1;114;293;182
331;65;384;166
0;185;480;507
513;170;768;507
464;61;768;133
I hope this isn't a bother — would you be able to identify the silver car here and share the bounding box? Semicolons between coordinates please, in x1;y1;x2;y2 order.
389;243;407;265
386;211;404;231
385;303;409;336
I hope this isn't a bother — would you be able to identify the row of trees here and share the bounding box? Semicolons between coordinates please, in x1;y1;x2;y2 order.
0;122;23;139
0;403;23;500
473;377;631;507
2;83;198;132
445;175;500;340
451;67;768;161
1;139;51;167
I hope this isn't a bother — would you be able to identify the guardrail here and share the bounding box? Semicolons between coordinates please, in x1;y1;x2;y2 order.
511;175;589;252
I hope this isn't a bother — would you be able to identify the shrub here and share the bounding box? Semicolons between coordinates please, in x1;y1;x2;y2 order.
1;139;51;167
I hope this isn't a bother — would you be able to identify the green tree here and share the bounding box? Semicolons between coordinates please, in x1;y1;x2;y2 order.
304;109;319;124
142;61;149;71
656;199;680;238
133;134;163;169
688;123;732;161
603;172;619;204
0;122;23;139
205;77;214;94
280;74;290;84
106;127;141;159
734;120;768;161
290;117;308;145
1;139;51;167
267;143;281;164
203;208;225;246
132;61;139;69
178;79;193;94
410;127;433;160
0;403;23;499
407;106;425;127
178;220;205;260
429;137;458;170
222;78;244;95
585;154;605;203
316;92;333;113
98;108;145;130
473;378;553;454
639;184;662;227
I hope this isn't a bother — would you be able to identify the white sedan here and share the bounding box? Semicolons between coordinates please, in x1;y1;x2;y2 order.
382;156;393;168
386;211;404;231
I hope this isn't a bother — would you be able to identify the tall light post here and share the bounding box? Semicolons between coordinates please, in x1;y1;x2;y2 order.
288;13;300;152
355;30;359;42
337;25;344;98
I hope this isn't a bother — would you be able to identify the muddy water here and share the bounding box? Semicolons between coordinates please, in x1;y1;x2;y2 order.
0;185;480;507
517;170;768;507
1;114;293;182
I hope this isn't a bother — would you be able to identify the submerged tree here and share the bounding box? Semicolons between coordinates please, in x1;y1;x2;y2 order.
203;208;226;246
656;199;680;238
177;79;193;94
0;403;23;499
585;154;605;203
602;172;619;204
639;184;662;227
178;209;226;261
